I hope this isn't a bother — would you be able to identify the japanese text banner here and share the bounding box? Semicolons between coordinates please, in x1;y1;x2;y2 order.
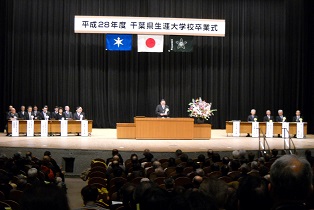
74;16;225;37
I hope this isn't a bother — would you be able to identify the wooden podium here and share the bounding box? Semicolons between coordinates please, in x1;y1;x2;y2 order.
117;117;211;139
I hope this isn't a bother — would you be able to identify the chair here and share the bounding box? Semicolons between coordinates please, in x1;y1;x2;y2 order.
131;177;144;185
174;177;192;188
207;171;222;179
183;167;193;174
153;177;165;185
165;167;176;177
88;177;107;186
158;159;169;164
124;159;132;166
227;171;241;180
4;200;20;210
203;166;211;174
89;183;106;190
88;171;106;179
93;158;106;163
159;184;166;189
9;190;23;203
109;177;127;188
247;171;260;177
90;166;107;173
219;176;233;183
143;162;152;168
91;162;107;169
0;201;10;209
187;172;196;180
145;167;155;177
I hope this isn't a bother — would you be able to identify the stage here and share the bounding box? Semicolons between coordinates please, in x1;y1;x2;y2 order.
1;129;313;175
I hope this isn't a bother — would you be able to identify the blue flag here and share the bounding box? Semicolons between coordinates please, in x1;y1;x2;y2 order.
106;34;132;51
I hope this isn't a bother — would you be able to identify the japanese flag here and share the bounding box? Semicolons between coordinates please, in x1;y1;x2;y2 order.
137;35;164;52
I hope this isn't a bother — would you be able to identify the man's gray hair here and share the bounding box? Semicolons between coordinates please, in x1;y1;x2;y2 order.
232;150;240;159
270;154;312;201
195;168;205;177
28;168;38;178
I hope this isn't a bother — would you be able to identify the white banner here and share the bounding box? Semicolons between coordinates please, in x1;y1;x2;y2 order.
266;122;273;138
27;120;34;137
74;16;225;37
81;120;89;137
296;122;304;138
60;120;68;137
282;122;289;139
232;121;240;137
252;122;259;138
12;120;19;137
41;120;48;137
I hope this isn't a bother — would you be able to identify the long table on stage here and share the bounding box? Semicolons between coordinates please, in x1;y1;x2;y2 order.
117;117;211;139
225;121;307;136
7;120;93;135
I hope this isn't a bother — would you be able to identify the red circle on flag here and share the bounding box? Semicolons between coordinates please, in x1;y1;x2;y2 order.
146;38;156;48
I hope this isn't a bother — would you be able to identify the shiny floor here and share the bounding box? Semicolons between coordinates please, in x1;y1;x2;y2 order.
0;129;313;152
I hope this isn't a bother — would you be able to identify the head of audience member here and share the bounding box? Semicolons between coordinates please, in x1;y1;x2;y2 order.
207;149;214;159
248;152;255;162
305;149;312;158
76;106;83;114
237;176;271;210
27;168;38;178
222;156;230;165
25;151;32;159
250;161;259;171
180;153;188;162
200;178;229;209
112;149;120;157
296;110;301;116
64;106;70;112
239;150;247;160
152;161;161;169
112;155;120;162
131;154;138;163
195;168;205;177
21;184;70;210
266;110;271;116
232;150;240;159
44;151;52;157
133;181;157;204
192;175;203;189
142;149;154;162
80;185;99;205
271;149;278;158
230;159;241;171
164;177;175;191
210;163;220;172
175;149;183;158
155;167;164;176
250;109;256;116
139;186;169;210
197;154;206;164
175;164;184;174
270;154;313;202
120;183;136;209
278;109;283;116
27;106;32;113
239;163;249;174
212;153;221;163
168;157;176;167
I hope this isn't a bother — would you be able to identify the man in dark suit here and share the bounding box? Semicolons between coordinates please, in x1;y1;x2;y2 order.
50;106;59;119
155;99;170;117
246;109;258;137
263;110;274;122
38;106;50;120
73;106;86;120
275;110;287;122
292;110;303;122
33;105;40;120
64;106;73;120
18;106;27;120
6;108;19;136
25;106;34;120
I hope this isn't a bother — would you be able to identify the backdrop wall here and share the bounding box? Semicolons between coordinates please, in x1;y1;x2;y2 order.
1;0;314;133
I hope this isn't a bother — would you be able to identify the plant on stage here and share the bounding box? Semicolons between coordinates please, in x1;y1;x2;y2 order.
187;97;217;120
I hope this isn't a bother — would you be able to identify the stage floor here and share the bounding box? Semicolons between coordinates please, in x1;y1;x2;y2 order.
0;129;313;153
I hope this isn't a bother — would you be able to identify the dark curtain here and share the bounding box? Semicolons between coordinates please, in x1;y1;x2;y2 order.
1;0;314;133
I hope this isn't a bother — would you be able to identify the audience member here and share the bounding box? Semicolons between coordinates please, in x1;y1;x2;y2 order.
74;185;108;210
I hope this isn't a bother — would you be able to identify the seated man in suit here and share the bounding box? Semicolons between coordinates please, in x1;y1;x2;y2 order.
73;106;86;120
18;105;27;120
6;108;19;136
275;110;287;137
64;106;73;120
246;109;258;137
50;106;59;120
155;99;170;117
263;110;274;122
292;110;303;122
38;106;50;120
26;106;34;120
33;105;40;120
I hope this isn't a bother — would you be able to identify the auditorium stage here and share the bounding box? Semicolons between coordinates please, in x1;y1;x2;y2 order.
1;129;313;175
1;129;314;153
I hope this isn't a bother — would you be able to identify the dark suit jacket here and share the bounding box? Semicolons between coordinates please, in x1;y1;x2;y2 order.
263;115;274;122
155;105;170;117
7;112;18;120
33;111;40;120
276;116;287;122
292;116;303;122
25;112;34;120
55;113;66;120
247;115;258;122
64;111;73;119
73;112;86;120
18;111;28;120
38;112;50;120
50;112;59;120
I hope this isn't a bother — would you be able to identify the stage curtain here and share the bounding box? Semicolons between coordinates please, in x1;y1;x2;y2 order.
1;0;313;133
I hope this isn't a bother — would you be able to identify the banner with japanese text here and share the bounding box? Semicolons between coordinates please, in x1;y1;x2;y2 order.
75;16;225;37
